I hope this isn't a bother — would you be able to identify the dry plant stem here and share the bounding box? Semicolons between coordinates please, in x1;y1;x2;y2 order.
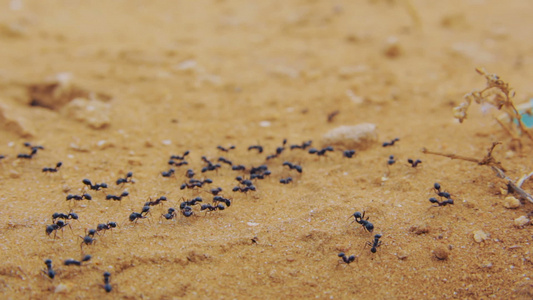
421;142;505;171
492;167;533;204
517;171;533;188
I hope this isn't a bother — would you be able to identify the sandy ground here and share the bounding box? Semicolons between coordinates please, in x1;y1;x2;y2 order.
0;0;533;299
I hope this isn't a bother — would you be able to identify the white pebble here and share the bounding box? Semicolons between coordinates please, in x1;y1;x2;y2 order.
162;140;172;145
259;121;271;127
514;216;530;228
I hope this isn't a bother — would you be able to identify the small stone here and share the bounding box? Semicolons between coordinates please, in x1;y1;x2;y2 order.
62;98;111;129
259;121;271;127
62;184;71;193
247;222;259;226
96;140;114;150
409;224;430;235
433;246;449;260
69;143;90;152
54;283;68;293
503;196;521;209
473;230;488;243
514;216;530;228
162;140;172;146
322;123;378;150
397;251;409;260
9;169;20;178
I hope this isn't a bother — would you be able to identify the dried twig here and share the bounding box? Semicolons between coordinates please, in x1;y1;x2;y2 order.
422;142;533;203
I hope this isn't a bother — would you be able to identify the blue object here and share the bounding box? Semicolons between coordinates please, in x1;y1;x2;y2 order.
514;99;533;128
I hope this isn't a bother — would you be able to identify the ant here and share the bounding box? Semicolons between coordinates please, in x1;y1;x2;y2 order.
382;138;399;147
209;187;223;196
290;140;312;150
433;183;452;199
168;160;188;167
103;272;112;293
42;162;62;173
129;212;147;223
343;150;356;158
248;145;263;153
96;222;118;233
79;234;96;250
180;178;212;190
282;161;302;173
66;193;92;201
366;234;382;253
87;228;98;237
232;165;246;171
64;255;92;266
266;139;287;160
250;171;271;180
202;164;221;173
145;196;167;206
308;146;334;156
43;259;55;279
351;211;374;232
185;169;195;178
201;203;225;212
180;206;194;217
429;197;454;206
232;186;256;193
407;159;422;167
46;220;71;238
213;195;231;207
170;150;190;161
82;179;108;191
116;172;134;185
18;143;44;159
218;157;233;166
180;197;203;209
52;211;78;221
106;191;129;201
280;177;293;184
387;155;396;165
338;252;356;264
217;145;235;152
161;168;175;177
162;207;177;220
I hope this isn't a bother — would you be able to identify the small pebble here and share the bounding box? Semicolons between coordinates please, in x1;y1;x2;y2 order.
433;246;449;260
322;123;378;150
259;121;271;128
514;216;530;228
503;196;521;209
473;230;488;243
162;140;172;146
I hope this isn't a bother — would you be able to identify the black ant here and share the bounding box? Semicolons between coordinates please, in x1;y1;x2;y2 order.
213;195;231;207
42;162;62;173
343;150;356;158
248;145;263;153
201;203;225;212
185;169;195;178
180;178;212;190
96;222;118;233
87;228;98;237
170;151;190;161
201;163;221;173
382;138;399;147
64;255;92;266
250;171;271;180
407;159;422;167
232;186;256;193
351;211;374;232
180;197;203;209
145;196;167;206
429;197;454;206
168;160;188;167
338;252;356;264
103;272;112;293
265;139;287;160
290;140;312;150
387;155;396;165
180;206;194;217
280;177;293;184
129;212;147;223
209;187;223;196
79;234;96;250
105;191;129;201
18;143;43;159
282;161;302;173
308;146;334;156
217;145;235;152
232;165;246;171
366;234;382;253
43;259;55;279
82;179;108;191
161;168;175;177
46;220;71;238
52;211;78;221
162;208;177;220
433;182;452;199
66;193;92;201
116;172;134;185
218;157;233;166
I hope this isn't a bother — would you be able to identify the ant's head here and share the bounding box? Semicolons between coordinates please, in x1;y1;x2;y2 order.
69;212;79;220
434;183;441;191
82;179;92;185
108;222;117;228
338;252;345;258
374;234;382;239
82;255;92;262
353;212;362;219
429;197;439;204
126;172;133;178
121;191;129;197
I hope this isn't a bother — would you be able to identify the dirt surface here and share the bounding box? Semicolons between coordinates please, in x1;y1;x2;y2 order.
1;0;533;299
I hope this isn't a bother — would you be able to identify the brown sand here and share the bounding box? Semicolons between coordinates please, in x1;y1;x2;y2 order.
0;0;532;299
